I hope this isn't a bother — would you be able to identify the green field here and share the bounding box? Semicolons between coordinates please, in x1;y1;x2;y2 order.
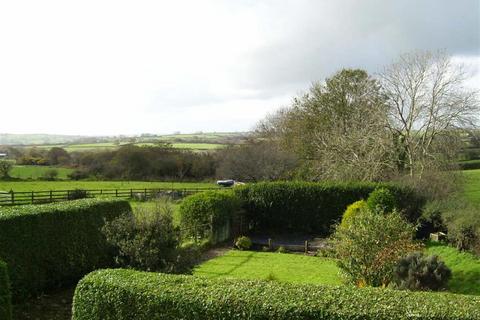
426;243;480;295
10;165;74;180
463;169;480;205
35;142;226;152
0;181;218;192
193;250;342;285
130;200;182;225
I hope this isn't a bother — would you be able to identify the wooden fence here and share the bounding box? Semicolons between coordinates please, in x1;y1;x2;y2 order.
0;187;218;206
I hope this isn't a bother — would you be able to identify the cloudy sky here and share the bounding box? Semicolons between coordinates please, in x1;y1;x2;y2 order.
0;0;479;135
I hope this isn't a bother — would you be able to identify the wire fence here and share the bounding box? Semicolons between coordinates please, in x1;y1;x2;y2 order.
0;187;219;206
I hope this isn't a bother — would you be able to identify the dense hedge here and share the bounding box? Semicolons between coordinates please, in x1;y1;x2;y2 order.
0;260;11;320
72;269;480;320
179;191;240;243
0;199;132;300
234;182;423;235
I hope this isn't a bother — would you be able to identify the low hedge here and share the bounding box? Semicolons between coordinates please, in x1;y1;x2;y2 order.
72;269;480;320
0;199;132;300
179;191;240;243
0;260;11;320
234;181;423;235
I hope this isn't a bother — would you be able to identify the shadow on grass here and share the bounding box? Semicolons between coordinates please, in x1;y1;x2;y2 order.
195;252;256;278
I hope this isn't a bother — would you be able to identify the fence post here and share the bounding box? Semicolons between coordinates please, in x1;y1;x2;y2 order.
31;191;34;204
130;189;133;198
304;240;309;254
144;188;147;200
10;191;14;205
115;189;118;197
268;238;272;250
50;190;53;203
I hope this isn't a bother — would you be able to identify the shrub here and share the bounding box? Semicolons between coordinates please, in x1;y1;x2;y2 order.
235;182;422;235
68;169;90;180
367;187;398;213
0;199;131;301
102;198;179;272
72;269;480;320
179;191;241;243
393;252;452;291
235;236;252;250
41;168;58;181
333;207;420;287
340;200;367;229
0;260;12;320
68;189;88;200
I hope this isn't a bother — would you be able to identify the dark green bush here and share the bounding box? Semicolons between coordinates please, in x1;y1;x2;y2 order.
367;187;398;213
235;182;422;235
179;191;241;243
68;189;88;200
0;199;131;301
72;269;480;320
0;260;12;320
393;252;452;291
102;199;179;272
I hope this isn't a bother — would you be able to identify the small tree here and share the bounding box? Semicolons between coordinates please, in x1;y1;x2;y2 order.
333;207;420;287
0;160;13;179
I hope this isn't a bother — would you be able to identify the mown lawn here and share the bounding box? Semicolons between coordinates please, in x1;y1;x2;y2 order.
462;169;480;205
10;165;74;180
194;250;342;285
426;242;480;295
0;181;218;192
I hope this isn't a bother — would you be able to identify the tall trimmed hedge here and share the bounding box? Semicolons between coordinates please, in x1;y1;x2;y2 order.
72;269;480;320
0;199;132;300
234;182;423;235
179;191;240;243
0;260;11;320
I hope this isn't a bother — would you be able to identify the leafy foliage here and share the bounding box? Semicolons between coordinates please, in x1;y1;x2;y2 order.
235;236;252;250
0;160;13;179
72;269;480;320
0;199;131;301
367;187;398;213
102;198;179;271
179;191;240;243
235;181;422;235
0;260;12;320
340;200;367;229
333;207;420;287
393;252;452;291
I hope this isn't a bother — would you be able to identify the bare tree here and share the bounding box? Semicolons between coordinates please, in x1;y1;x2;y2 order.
380;51;479;178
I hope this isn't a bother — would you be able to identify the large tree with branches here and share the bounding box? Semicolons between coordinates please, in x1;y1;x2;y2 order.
380;51;479;178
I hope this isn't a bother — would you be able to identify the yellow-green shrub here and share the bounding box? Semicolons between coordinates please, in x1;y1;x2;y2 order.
340;200;367;229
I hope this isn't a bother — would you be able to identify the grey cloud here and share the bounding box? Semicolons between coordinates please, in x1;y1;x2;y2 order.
238;0;479;92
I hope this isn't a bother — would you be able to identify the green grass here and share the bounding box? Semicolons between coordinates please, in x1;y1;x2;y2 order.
130;201;182;225
426;243;480;295
463;169;480;205
0;181;218;192
193;250;342;285
10;166;74;180
36;142;226;152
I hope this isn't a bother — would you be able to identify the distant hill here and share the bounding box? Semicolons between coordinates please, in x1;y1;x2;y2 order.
0;132;251;151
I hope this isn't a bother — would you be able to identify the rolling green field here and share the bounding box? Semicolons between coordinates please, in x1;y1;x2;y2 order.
35;142;226;152
0;181;218;192
426;243;480;296
463;169;480;205
10;165;74;180
193;251;342;285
